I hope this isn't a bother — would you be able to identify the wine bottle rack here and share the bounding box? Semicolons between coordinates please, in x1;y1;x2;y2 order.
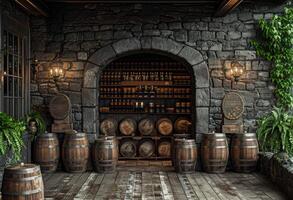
99;54;194;161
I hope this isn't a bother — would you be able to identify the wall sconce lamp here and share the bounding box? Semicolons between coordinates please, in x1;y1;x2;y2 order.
230;60;244;82
49;63;64;82
224;59;245;82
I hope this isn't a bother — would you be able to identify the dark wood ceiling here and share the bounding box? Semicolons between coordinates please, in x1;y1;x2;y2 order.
15;0;286;17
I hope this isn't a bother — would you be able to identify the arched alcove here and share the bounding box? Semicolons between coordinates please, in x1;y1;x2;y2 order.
82;37;210;144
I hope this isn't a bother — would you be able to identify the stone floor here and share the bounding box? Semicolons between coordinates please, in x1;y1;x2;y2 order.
43;165;287;200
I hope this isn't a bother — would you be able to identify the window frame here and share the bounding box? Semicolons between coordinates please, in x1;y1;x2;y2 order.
1;13;30;118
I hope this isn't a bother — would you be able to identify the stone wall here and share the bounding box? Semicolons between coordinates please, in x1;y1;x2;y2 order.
30;2;285;138
259;152;293;198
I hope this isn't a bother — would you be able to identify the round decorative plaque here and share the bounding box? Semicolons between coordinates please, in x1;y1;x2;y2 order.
222;92;244;120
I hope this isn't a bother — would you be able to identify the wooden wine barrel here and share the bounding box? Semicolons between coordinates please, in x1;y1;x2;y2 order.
1;163;44;200
119;118;137;136
174;118;192;134
120;140;137;158
33;132;60;173
49;93;71;120
201;133;229;173
62;132;89;173
174;139;197;173
231;132;259;172
139;140;155;157
93;136;118;173
158;141;171;157
156;118;173;135
100;118;118;136
138;118;155;135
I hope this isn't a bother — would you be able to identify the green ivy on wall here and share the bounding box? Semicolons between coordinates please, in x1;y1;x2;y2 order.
251;7;293;109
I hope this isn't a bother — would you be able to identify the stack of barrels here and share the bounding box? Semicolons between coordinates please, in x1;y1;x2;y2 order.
201;131;259;173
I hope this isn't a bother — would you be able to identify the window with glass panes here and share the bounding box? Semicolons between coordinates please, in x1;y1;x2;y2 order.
3;30;25;119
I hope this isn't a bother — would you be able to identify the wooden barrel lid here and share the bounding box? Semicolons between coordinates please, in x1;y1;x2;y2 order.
174;118;192;134
158;141;171;157
49;93;71;120
4;163;40;173
222;92;244;120
156;118;173;135
119;118;137;136
100;118;118;136
120;140;136;157
139;140;155;157
138;118;155;135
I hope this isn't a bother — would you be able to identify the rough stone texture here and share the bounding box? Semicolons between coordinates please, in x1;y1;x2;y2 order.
196;107;209;133
259;152;293;199
30;2;283;138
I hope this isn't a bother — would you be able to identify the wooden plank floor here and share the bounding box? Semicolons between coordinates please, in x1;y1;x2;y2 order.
43;168;287;200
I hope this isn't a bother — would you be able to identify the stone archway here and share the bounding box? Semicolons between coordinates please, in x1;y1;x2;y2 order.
82;37;210;142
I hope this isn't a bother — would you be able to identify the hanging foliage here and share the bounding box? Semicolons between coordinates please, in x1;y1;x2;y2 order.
251;7;293;109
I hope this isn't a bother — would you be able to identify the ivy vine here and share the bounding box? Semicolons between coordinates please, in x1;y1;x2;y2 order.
251;6;293;109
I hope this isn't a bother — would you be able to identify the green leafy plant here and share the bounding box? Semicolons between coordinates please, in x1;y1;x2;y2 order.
25;111;46;139
257;107;293;156
0;112;26;162
251;7;293;109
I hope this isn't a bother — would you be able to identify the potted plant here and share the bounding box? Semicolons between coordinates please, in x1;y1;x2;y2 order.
25;111;46;140
0;112;26;165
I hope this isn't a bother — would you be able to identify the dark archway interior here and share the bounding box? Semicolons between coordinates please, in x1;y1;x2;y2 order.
98;52;195;163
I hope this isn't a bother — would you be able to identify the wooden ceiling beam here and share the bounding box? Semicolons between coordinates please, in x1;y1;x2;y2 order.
44;0;217;3
15;0;49;16
214;0;243;17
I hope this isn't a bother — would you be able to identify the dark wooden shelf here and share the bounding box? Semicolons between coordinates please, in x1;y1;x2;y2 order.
100;96;192;100
118;156;172;160
100;84;192;87
116;135;174;140
100;111;192;115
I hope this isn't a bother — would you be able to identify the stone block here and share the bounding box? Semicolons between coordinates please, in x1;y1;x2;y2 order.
188;31;201;43
89;45;116;66
95;31;113;40
140;37;152;49
83;65;100;88
77;52;88;60
152;37;183;55
71;62;84;70
174;30;187;42
211;88;225;99
143;30;160;36
70;82;82;92
223;14;237;23
112;38;141;54
228;31;241;40
193;62;209;88
208;58;223;69
82;107;97;133
168;22;182;30
196;107;209;134
114;31;132;39
246;83;255;91
179;46;203;66
232;82;246;90
235;50;256;60
210;43;222;51
196;88;210;107
212;78;223;88
82;88;97;107
202;31;215;41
